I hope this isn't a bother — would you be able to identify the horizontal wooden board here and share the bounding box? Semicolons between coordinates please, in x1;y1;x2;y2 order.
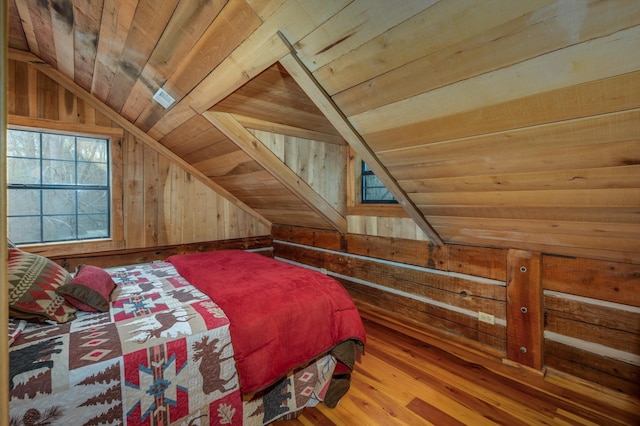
456;241;638;266
296;0;438;73
272;224;343;251
380;109;640;171
351;26;640;135
346;233;446;270
413;188;640;208
46;236;272;271
545;340;639;396
364;70;640;152
542;255;640;307
274;225;508;281
277;241;506;315
545;293;639;355
419;206;640;224
429;217;640;248
332;0;639;116
448;245;507;281
343;278;506;351
400;165;640;194
434;227;639;265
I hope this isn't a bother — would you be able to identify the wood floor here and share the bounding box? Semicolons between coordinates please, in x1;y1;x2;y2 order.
275;308;640;426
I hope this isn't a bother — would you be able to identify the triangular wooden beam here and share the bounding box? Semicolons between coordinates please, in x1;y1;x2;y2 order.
8;48;272;229
276;33;444;246
203;111;348;233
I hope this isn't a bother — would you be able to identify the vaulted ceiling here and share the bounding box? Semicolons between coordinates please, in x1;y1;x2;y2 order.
7;0;640;263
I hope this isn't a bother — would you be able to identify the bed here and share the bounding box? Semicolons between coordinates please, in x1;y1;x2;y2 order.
8;248;366;425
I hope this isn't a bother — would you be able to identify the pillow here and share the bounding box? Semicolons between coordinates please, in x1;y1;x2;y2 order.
8;248;77;323
56;264;116;312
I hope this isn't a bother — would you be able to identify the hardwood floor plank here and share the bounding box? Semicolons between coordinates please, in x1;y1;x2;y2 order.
275;314;640;425
406;397;465;426
364;339;533;425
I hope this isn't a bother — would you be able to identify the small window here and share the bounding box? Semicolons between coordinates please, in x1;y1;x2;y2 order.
361;161;397;204
7;129;111;244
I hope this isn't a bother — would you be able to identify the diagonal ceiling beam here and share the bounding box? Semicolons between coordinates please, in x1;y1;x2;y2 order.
276;33;444;246
8;48;272;229
203;110;348;234
231;114;347;145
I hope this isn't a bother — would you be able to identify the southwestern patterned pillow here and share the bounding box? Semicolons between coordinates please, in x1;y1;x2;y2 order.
57;264;116;312
8;248;77;323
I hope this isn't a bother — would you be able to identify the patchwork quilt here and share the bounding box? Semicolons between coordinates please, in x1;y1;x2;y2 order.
9;261;336;425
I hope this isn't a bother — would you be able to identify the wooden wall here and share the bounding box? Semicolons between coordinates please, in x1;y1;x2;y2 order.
6;59;270;257
273;225;640;397
252;129;347;215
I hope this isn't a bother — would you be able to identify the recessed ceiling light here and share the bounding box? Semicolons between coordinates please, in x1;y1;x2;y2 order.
153;87;175;108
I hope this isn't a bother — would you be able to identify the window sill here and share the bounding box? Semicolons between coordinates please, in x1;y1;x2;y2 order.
347;204;409;218
16;239;126;258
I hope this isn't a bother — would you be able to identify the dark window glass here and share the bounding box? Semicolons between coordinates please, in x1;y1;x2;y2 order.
361;161;397;204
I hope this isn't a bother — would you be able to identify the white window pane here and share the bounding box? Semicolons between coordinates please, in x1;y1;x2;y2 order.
42;133;75;160
8;130;40;157
43;190;75;215
8;216;41;244
43;215;76;241
78;214;109;239
42;159;76;184
8;189;41;215
78;162;108;185
78;137;107;162
7;158;40;184
78;190;109;214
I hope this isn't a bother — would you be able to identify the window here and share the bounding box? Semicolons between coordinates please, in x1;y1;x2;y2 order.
361;161;397;204
7;129;111;244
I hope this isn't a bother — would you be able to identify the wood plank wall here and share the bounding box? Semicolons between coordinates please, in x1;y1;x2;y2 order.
48;236;274;272
272;225;640;397
6;59;270;257
252;129;347;214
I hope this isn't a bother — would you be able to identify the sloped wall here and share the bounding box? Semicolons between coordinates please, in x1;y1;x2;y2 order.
6;60;269;256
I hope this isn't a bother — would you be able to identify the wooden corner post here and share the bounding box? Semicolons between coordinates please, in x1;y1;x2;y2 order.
506;249;544;371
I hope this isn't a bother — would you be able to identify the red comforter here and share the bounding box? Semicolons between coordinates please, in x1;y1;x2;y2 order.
167;250;366;393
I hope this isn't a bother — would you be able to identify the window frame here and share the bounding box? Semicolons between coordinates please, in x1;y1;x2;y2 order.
7;118;124;251
360;160;398;204
7;129;111;244
347;147;406;217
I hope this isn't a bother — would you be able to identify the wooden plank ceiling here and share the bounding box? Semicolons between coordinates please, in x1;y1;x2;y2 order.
7;0;640;263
